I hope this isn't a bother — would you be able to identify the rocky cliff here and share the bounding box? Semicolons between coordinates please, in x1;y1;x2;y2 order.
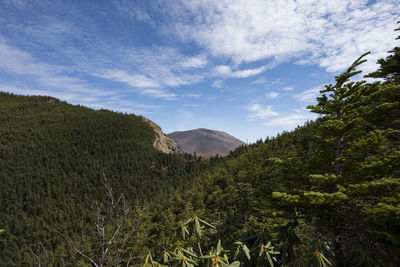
140;117;182;154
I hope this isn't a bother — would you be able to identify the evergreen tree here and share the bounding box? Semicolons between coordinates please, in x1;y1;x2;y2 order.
273;50;400;264
366;21;400;83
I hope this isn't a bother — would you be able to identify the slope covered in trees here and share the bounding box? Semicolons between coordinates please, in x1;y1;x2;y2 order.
0;93;206;265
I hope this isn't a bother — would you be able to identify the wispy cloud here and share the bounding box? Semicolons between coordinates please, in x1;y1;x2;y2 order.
0;39;165;112
166;0;399;73
184;103;199;108
141;89;177;100
212;80;224;88
112;0;154;25
215;65;268;78
247;102;318;128
184;93;201;99
125;47;207;87
179;55;208;68
250;77;268;85
247;104;279;120
0;40;109;96
266;91;279;99
282;86;294;91
263;110;317;127
101;70;160;88
295;87;322;102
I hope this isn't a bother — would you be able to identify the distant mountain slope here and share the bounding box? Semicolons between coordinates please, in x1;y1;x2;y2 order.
168;128;246;157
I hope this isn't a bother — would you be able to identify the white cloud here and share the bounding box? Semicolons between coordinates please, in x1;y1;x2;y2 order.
263;112;315;127
112;0;154;25
212;80;224;88
101;70;160;88
246;102;318;129
295;87;322;102
247;104;279;120
282;86;294;91
184;103;199;107
0;41;162;112
266;91;279;99
179;55;208;68
261;108;318;128
184;93;201;99
166;0;399;73
126;47;205;87
141;89;177;100
0;40;112;96
250;77;268;85
215;65;268;78
0;41;58;77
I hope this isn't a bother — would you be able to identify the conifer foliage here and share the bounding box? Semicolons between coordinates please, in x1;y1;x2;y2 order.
273;28;400;265
367;21;400;83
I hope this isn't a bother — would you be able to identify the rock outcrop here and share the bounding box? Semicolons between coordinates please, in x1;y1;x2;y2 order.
140;117;182;154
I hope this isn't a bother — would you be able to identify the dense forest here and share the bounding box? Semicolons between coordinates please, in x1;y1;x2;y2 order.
1;23;399;267
0;93;207;265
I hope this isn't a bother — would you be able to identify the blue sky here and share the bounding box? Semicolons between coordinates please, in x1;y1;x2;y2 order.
0;0;399;143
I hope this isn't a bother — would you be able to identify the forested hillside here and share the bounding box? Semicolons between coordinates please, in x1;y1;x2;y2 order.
0;93;206;265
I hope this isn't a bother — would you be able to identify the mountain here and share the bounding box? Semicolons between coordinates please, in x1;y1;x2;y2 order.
168;128;246;157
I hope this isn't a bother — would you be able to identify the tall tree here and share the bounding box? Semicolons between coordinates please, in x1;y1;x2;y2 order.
366;21;400;83
273;49;400;265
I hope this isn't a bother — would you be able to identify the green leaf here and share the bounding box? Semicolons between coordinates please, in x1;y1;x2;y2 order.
266;252;274;267
320;253;333;266
181;248;198;258
243;245;251;260
234;246;240;259
258;246;263;257
195;219;202;239
217;240;222;254
198;218;216;228
181;226;186;240
200;255;214;259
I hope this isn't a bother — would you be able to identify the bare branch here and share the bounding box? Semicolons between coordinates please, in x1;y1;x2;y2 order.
43;224;99;267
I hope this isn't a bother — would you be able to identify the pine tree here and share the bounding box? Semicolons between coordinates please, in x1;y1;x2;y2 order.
366;21;400;83
273;48;400;264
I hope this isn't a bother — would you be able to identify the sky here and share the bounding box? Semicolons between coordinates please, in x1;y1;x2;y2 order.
0;0;399;143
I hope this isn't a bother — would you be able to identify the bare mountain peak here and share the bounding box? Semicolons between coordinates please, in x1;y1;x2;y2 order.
168;128;246;157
